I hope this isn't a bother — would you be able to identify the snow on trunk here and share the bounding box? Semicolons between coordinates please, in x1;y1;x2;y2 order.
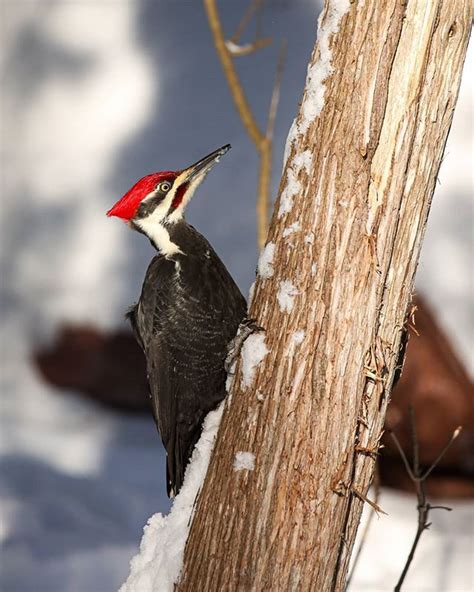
119;404;224;592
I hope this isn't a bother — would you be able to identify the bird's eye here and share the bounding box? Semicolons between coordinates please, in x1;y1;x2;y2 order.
159;181;171;192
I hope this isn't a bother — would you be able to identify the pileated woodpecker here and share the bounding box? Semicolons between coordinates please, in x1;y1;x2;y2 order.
107;145;246;496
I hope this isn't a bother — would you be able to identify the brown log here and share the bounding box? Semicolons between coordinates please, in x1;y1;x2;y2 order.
34;324;150;412
178;1;470;589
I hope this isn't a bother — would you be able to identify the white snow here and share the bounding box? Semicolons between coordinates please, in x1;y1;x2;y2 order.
278;166;303;218
282;117;298;171
299;0;351;134
225;39;254;56
257;242;276;279
0;5;172;591
350;489;474;591
292;330;305;345
304;234;314;245
283;221;301;237
277;280;300;313
279;2;349;217
240;334;270;389
119;404;224;592
224;39;242;54
311;263;318;276
283;0;350;162
293;149;313;174
2;1;155;330
233;451;255;472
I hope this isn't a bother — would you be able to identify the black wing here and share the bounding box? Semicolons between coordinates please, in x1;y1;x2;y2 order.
132;249;246;496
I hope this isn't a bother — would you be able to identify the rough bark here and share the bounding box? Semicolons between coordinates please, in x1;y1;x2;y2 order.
178;1;471;590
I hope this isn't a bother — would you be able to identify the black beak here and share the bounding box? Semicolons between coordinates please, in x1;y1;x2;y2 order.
184;144;231;182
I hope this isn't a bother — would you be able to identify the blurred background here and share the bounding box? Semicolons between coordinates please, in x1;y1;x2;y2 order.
0;1;472;591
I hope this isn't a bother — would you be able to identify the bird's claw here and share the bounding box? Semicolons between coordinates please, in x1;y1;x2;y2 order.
225;318;264;373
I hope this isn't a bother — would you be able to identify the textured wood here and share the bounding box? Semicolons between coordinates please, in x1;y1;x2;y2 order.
178;1;471;590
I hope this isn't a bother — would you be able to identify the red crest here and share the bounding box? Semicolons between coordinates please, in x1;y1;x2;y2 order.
107;172;178;220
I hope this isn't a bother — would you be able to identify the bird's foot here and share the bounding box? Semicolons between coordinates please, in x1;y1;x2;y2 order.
225;318;264;374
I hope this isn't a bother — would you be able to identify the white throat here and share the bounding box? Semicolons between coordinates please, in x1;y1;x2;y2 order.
136;218;182;258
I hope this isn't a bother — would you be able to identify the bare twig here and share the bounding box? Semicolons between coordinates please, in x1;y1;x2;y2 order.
421;426;462;480
389;407;461;592
389;425;417;482
204;0;285;248
256;142;272;247
204;0;263;147
351;485;386;516
230;0;262;44
266;40;287;142
407;302;420;336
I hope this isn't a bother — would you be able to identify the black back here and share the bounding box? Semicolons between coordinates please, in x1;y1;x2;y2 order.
128;222;246;496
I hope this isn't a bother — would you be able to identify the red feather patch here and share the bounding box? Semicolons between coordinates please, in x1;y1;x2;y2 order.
171;183;189;210
107;172;177;220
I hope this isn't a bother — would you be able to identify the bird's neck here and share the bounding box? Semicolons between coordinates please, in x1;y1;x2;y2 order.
136;217;184;258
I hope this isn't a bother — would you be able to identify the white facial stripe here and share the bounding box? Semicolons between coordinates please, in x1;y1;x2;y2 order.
136;185;182;257
167;171;206;224
136;185;182;235
136;164;211;232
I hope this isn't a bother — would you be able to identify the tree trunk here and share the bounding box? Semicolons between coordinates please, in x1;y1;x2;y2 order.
178;1;471;590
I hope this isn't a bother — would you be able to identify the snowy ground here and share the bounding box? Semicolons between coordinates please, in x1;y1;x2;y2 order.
350;489;474;592
1;2;472;591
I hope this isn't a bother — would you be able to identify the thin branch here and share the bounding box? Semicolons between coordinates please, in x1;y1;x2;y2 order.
351;486;386;515
407;303;420;336
256;39;286;247
204;0;263;147
421;426;462;480
409;406;420;477
204;0;285;248
257;142;272;248
230;0;262;44
266;39;287;142
388;430;417;482
391;407;460;592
